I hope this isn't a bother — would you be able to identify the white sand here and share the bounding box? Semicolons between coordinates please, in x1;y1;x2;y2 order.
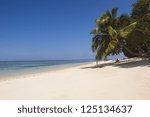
0;58;150;100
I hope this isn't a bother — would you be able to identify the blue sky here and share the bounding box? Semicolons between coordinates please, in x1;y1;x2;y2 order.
0;0;136;60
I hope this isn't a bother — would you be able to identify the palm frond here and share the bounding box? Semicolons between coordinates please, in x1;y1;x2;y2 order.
105;40;117;56
119;14;129;21
97;12;110;24
119;22;137;38
107;26;117;39
111;7;119;19
96;46;104;60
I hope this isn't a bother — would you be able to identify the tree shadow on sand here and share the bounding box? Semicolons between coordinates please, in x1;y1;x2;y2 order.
80;58;150;69
81;62;115;69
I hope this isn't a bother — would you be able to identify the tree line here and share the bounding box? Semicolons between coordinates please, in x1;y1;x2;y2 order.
91;0;150;60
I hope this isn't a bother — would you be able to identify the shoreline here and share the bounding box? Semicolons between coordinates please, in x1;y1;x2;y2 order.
0;61;93;82
0;58;150;99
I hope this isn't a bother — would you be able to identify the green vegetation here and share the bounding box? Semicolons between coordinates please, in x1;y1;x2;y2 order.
91;0;150;60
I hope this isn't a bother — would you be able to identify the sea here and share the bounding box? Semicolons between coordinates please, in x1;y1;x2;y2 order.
0;60;92;78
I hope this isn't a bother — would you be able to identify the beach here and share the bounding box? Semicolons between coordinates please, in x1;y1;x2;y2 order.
0;58;150;100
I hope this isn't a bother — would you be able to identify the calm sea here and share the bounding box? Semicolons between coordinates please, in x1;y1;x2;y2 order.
0;60;92;78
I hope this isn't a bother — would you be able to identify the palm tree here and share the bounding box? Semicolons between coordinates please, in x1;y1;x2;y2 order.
91;7;139;60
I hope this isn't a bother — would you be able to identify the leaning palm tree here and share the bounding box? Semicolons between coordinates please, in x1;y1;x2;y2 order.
91;7;138;60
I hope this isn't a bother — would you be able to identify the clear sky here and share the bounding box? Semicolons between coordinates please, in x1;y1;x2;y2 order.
0;0;136;61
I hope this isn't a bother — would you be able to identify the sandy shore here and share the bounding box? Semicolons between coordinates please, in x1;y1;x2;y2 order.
0;58;150;100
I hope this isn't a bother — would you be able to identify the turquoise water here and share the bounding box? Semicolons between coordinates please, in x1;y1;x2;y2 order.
0;60;91;78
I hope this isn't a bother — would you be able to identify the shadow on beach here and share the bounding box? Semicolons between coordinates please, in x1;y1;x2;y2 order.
80;58;150;69
81;62;115;69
